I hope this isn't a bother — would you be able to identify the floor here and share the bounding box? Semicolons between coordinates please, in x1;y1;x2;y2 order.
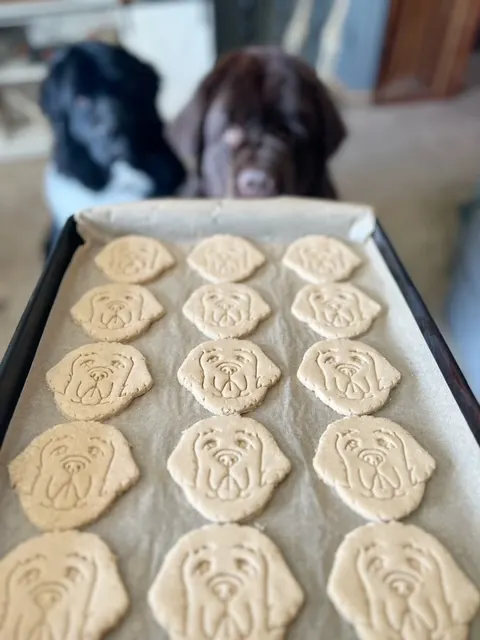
1;87;480;358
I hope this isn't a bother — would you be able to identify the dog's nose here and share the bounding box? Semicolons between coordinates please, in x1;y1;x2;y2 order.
236;168;275;197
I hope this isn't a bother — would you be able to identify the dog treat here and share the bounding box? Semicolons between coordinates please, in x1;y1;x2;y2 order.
283;235;362;283
0;530;129;639
182;282;271;339
328;522;480;640
187;234;265;283
95;235;175;283
9;421;140;531
178;338;281;415
46;342;153;421
149;523;304;640
292;282;382;339
71;283;165;342
298;338;400;415
313;416;436;521
168;416;291;522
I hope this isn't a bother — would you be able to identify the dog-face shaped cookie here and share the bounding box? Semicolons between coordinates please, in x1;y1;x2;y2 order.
149;524;304;640
95;235;175;283
46;343;152;421
9;422;140;530
187;235;265;283
314;417;435;521
183;283;271;339
178;339;281;415
292;283;381;339
328;522;480;640
0;530;128;640
298;339;400;415
71;283;164;342
168;416;291;522
283;235;362;284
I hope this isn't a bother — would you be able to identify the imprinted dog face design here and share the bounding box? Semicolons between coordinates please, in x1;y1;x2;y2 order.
178;339;281;415
283;235;362;284
149;524;304;640
9;422;139;530
314;417;435;521
95;235;175;283
46;343;152;420
71;283;164;342
187;235;265;283
292;283;381;339
183;283;271;339
168;416;291;522
0;531;129;640
298;339;401;415
327;522;480;640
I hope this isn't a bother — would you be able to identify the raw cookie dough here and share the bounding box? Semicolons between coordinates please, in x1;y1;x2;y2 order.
328;522;480;640
46;342;153;421
283;235;362;283
182;282;271;339
9;421;140;530
168;415;291;522
178;338;281;415
0;530;129;640
149;523;304;640
292;282;381;339
71;283;164;342
95;235;175;283
187;234;265;283
297;338;400;415
313;416;436;521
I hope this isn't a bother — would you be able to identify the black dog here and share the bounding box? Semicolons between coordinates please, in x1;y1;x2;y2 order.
40;41;185;251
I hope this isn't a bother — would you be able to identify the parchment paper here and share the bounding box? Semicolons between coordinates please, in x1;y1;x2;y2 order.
1;197;479;639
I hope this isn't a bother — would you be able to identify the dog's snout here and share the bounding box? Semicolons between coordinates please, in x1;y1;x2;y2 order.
236;168;275;197
359;449;385;467
88;367;109;381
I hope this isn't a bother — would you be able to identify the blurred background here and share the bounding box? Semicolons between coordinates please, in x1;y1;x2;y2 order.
1;0;480;363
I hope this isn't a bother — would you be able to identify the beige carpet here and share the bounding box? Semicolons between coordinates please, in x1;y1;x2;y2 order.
1;88;480;357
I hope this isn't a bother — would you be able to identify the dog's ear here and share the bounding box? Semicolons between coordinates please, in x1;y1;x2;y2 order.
122;354;152;397
266;547;304;629
8;443;42;495
314;81;346;160
167;430;199;488
401;433;436;485
148;549;188;635
102;428;139;496
46;353;76;395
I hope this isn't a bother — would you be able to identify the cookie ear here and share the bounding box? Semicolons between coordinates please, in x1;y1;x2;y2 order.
70;295;94;324
313;431;349;487
178;350;205;388
377;357;401;391
260;433;291;486
103;432;139;495
141;289;164;321
123;355;152;397
167;430;198;487
46;353;76;394
255;349;281;388
328;546;372;624
402;434;436;485
433;545;480;623
149;551;187;635
266;549;304;628
8;447;41;495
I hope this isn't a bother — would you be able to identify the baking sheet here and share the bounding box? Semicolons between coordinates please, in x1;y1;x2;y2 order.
1;197;479;639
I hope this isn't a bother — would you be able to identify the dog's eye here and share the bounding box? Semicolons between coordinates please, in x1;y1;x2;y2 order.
80;359;95;368
376;437;395;449
235;558;253;574
234;355;247;364
65;566;82;583
51;445;68;456
204;293;220;302
203;439;217;450
88;445;102;458
311;294;324;304
111;359;125;369
344;439;359;451
193;560;211;576
406;557;422;572
97;295;109;302
367;556;384;573
124;295;133;301
205;354;220;364
19;567;41;585
323;355;335;365
350;355;363;365
235;437;249;450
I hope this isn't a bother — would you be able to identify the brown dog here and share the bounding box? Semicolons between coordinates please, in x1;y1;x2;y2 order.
170;46;346;198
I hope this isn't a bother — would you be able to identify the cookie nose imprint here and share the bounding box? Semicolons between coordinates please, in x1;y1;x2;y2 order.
209;575;241;601
216;450;241;468
219;362;240;375
108;301;126;311
88;367;110;381
359;449;385;467
33;584;65;610
337;364;359;378
237;168;276;197
385;572;417;597
62;456;88;475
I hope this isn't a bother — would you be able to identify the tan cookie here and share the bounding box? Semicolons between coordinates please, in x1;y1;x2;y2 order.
313;416;435;521
292;282;381;339
95;235;175;283
9;421;140;530
187;235;265;283
298;339;400;415
183;283;271;339
328;522;480;640
46;342;152;421
149;523;304;640
178;338;281;415
283;235;362;283
71;283;164;342
0;530;129;639
168;416;291;522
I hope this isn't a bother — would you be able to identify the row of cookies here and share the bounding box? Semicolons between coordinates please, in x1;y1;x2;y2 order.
285;235;480;638
0;236;179;639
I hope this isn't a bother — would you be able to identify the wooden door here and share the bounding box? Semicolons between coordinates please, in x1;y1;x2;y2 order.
376;0;480;103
